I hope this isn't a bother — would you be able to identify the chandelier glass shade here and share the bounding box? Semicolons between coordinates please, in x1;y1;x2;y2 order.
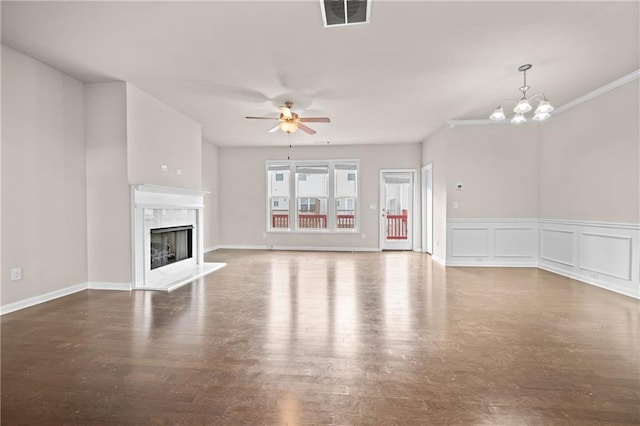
490;64;554;124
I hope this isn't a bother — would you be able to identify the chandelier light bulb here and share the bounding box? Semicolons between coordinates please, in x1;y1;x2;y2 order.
532;112;551;121
511;113;526;124
514;98;532;114
490;106;506;121
535;100;554;114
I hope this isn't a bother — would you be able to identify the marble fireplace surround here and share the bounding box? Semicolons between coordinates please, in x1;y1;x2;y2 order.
132;184;225;291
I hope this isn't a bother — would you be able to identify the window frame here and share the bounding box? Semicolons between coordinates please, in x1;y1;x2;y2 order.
266;159;359;233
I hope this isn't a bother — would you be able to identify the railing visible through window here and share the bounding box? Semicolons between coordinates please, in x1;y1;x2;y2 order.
266;160;358;232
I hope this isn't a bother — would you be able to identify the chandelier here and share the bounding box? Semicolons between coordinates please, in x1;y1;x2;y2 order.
489;64;554;124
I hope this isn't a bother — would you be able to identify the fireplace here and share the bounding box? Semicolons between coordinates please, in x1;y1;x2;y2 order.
131;184;225;291
150;225;193;270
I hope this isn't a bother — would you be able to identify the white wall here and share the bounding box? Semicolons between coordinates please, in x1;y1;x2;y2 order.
1;45;87;305
85;82;131;284
446;124;539;219
219;143;421;249
126;84;202;189
202;140;219;250
539;80;639;223
421;127;448;262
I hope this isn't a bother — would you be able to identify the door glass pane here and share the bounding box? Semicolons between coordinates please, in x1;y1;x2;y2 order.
384;173;411;240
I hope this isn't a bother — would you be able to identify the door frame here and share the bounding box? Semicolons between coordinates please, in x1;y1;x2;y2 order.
421;163;433;254
379;169;417;250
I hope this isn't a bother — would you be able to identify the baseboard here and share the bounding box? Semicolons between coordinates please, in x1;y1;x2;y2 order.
216;244;270;250
0;282;88;316
87;282;131;291
273;245;380;252
432;255;446;266
204;245;221;253
446;261;538;268
538;263;639;299
217;244;380;252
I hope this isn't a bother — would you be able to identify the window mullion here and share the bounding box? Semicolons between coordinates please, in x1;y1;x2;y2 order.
328;161;336;230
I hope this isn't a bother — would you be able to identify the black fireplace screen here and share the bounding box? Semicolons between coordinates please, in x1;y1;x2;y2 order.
150;225;193;270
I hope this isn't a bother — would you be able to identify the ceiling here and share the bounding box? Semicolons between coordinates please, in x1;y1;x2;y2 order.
2;1;638;147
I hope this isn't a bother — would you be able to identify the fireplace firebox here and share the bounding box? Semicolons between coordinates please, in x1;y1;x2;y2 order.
150;225;193;270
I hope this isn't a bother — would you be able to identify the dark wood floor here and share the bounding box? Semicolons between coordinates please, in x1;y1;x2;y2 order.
2;249;639;425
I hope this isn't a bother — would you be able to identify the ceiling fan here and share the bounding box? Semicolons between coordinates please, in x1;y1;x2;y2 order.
245;101;330;135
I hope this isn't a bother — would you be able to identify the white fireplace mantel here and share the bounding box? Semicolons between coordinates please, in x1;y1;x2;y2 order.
131;184;224;291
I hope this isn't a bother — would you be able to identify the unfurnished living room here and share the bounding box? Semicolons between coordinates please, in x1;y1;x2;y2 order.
1;1;639;424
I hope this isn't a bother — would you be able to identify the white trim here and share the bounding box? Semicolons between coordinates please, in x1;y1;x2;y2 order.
133;184;210;197
446;69;639;128
133;262;226;292
539;264;638;300
446;261;538;268
217;244;380;252
539;218;640;231
552;69;640;116
1;282;87;316
87;282;132;291
432;255;446;266
448;217;538;224
204;245;221;253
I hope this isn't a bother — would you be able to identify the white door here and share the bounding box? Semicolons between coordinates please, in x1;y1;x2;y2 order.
422;164;433;254
380;170;414;250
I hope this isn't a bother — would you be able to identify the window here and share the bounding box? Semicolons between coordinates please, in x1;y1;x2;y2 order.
296;165;328;229
266;160;358;232
335;163;357;229
267;165;290;229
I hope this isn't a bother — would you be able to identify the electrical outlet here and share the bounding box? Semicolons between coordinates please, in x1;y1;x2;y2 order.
176;169;182;175
161;164;168;172
10;267;22;281
361;233;366;239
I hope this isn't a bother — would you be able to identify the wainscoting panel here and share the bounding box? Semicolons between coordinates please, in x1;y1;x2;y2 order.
494;227;537;258
451;228;489;257
579;233;632;280
538;220;639;299
447;219;538;266
540;228;575;266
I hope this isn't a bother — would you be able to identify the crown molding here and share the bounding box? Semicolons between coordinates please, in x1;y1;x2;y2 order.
447;69;640;128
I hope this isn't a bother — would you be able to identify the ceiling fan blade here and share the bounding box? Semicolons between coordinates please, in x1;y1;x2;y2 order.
267;123;281;133
245;116;279;120
299;117;331;123
297;123;316;135
280;106;292;119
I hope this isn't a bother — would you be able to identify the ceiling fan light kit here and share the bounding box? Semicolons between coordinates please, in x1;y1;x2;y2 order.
246;101;330;135
490;64;554;124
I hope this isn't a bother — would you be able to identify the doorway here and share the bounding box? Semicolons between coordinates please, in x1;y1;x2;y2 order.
421;163;433;254
380;170;415;250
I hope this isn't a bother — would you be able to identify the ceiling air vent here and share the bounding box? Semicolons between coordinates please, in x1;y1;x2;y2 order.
321;0;370;27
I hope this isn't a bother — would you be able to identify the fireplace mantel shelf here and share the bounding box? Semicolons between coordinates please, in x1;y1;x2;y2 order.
133;184;210;197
